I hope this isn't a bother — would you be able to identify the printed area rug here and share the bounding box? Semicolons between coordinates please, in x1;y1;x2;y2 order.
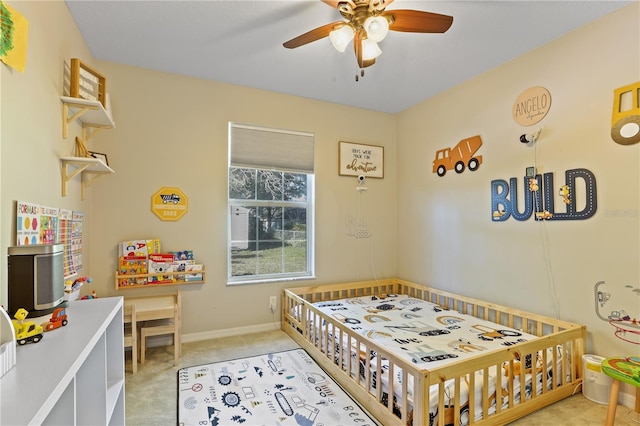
178;348;377;426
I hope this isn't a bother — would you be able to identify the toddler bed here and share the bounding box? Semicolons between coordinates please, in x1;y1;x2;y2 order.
282;278;585;426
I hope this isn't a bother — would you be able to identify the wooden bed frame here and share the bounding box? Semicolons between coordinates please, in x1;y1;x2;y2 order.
282;278;586;426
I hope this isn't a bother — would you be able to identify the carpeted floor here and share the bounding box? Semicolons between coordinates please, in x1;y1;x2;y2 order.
125;329;639;426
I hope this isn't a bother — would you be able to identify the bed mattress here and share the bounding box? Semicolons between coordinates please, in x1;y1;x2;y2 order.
313;293;536;366
311;293;563;425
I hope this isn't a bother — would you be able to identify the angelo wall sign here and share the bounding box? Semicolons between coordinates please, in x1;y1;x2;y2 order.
512;86;551;126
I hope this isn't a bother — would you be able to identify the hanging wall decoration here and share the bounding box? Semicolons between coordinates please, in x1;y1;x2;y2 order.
339;141;384;178
151;187;189;221
594;281;640;345
490;168;597;221
0;1;28;73
432;135;483;177
611;81;640;145
512;86;551;126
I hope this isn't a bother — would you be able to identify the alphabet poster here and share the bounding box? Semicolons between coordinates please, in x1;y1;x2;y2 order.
16;201;84;278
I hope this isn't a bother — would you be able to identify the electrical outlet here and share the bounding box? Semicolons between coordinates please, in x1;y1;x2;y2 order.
269;296;277;312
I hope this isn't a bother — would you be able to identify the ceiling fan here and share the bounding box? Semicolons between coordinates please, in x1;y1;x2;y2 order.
283;0;453;80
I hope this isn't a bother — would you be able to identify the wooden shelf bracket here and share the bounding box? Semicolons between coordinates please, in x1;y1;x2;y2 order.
60;156;114;200
60;96;115;141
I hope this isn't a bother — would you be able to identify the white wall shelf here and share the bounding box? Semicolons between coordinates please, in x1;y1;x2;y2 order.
60;96;115;141
60;156;114;200
0;297;125;425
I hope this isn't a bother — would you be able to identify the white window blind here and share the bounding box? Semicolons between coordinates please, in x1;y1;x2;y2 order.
229;123;314;173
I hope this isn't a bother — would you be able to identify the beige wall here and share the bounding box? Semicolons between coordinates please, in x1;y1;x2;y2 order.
1;1;96;299
396;3;639;360
1;1;637;363
89;62;397;337
1;2;397;338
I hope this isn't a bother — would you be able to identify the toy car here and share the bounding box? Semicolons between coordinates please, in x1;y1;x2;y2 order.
42;307;68;331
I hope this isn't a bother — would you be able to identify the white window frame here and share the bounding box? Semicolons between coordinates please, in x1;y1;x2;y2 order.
227;123;315;285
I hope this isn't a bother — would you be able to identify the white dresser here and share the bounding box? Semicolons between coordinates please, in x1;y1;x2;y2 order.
1;297;125;425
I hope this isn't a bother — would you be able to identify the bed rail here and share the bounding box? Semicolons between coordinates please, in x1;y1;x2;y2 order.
282;278;586;426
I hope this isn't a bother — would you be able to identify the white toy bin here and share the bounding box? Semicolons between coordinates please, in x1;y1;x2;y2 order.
582;354;612;404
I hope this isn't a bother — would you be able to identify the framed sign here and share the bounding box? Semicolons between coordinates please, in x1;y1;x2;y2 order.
338;141;384;178
89;151;108;166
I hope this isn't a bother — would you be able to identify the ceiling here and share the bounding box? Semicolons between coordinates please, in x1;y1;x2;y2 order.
64;1;631;114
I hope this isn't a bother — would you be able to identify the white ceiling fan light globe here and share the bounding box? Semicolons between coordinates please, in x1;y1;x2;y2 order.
330;25;355;52
361;39;382;60
363;16;389;43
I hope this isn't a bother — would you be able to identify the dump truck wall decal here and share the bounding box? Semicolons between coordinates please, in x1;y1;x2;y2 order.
611;81;640;145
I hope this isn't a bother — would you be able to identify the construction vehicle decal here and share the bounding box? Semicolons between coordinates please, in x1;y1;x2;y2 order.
433;135;483;177
611;81;640;145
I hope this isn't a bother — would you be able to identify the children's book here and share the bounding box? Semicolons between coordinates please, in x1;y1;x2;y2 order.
185;264;203;281
170;250;194;260
147;239;162;255
119;239;162;257
118;256;147;287
119;240;149;258
172;259;195;282
148;253;175;284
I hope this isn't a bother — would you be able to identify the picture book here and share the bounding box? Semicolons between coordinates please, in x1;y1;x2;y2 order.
119;240;149;258
119;239;162;257
147;239;162;255
185;264;203;282
148;253;176;284
118;256;147;287
170;250;194;260
172;259;195;282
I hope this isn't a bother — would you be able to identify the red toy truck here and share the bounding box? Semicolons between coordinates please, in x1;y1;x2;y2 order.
42;307;68;331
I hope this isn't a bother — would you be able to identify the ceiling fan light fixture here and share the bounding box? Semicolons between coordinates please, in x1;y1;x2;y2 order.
363;16;389;43
329;25;355;53
361;39;382;60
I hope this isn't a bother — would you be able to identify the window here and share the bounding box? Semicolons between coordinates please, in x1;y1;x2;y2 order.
228;123;315;284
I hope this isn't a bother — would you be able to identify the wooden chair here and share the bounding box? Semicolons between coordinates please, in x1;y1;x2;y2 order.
123;303;138;374
139;290;181;365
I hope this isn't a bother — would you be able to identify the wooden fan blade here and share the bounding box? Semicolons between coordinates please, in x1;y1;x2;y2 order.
321;0;342;9
384;9;453;33
283;21;343;49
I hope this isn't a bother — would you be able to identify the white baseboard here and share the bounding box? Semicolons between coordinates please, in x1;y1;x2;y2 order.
144;322;282;349
621;385;636;409
182;322;282;343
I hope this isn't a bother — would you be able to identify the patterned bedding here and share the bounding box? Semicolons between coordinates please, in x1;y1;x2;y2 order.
310;293;564;425
313;293;534;366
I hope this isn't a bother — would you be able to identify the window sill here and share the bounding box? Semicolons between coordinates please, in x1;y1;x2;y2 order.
227;275;316;286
